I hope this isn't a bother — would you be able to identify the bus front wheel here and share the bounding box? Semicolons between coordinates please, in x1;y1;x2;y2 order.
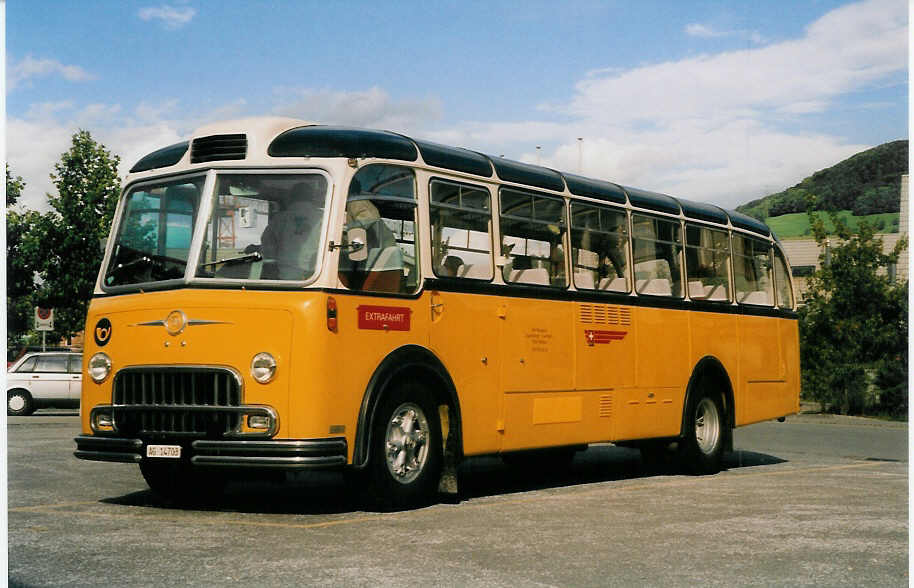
368;382;442;510
679;388;726;475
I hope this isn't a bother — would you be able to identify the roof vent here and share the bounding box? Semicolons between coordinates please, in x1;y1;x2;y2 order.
190;134;247;164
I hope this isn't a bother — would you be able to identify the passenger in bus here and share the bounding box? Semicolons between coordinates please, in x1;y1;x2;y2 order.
438;255;464;277
339;196;404;292
260;180;323;280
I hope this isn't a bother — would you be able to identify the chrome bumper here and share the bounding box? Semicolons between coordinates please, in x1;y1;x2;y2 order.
74;435;348;469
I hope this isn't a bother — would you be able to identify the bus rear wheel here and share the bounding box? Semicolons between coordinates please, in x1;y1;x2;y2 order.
680;388;725;475
367;382;442;510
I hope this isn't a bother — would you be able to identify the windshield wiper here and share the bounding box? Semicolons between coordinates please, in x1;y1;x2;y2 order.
199;251;263;268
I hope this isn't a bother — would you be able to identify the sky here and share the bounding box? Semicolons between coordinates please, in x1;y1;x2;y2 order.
5;0;909;212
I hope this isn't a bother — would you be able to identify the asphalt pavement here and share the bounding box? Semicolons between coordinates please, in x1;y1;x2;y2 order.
7;409;908;587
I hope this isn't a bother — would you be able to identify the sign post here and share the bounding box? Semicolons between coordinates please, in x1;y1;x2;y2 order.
35;307;54;352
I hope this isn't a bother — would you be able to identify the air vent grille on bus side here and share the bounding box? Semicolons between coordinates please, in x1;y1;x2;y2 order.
578;303;632;326
190;133;247;164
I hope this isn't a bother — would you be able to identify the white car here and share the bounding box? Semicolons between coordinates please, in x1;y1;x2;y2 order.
7;352;82;415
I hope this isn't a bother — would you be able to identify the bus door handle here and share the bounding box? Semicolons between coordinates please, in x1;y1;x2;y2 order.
430;292;444;321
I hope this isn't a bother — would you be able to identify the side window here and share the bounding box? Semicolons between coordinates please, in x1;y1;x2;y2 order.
15;356;37;373
499;189;566;287
570;202;629;292
429;179;493;280
338;165;418;294
774;248;794;309
35;355;68;373
733;236;774;305
631;214;683;297
69;355;83;374
684;224;730;301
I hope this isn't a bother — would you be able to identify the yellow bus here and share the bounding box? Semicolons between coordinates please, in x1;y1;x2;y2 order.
75;117;799;507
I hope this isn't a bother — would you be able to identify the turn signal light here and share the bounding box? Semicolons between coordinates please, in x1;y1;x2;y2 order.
327;296;338;332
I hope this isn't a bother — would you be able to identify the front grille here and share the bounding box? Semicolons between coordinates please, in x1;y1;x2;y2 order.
112;367;242;437
190;133;247;164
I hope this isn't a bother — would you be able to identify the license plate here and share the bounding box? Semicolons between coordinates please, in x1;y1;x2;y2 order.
146;445;181;458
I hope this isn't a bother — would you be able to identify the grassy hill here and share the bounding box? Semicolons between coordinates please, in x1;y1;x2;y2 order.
737;140;908;227
765;211;899;239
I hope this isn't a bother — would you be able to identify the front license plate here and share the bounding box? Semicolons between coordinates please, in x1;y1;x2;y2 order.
146;445;181;459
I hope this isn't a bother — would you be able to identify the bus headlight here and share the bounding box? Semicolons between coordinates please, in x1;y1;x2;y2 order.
88;352;112;383
251;352;277;384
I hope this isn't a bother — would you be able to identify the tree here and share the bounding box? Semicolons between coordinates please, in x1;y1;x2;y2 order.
6;166;48;352
39;130;121;342
798;207;907;416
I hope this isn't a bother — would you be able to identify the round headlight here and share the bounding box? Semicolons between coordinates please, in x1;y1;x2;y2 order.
251;352;277;384
88;352;112;383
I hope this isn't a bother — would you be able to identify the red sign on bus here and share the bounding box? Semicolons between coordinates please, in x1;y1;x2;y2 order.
357;305;411;331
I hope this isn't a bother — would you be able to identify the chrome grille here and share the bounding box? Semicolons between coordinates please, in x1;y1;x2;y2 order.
112;367;242;437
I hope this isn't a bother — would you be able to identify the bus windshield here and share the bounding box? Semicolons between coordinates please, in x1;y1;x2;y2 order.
104;176;205;288
103;172;330;288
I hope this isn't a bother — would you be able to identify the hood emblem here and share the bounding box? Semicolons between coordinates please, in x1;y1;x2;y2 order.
134;310;230;336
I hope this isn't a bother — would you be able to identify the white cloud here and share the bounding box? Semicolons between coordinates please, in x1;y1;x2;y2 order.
138;4;196;30
445;0;905;208
7;56;95;90
685;23;765;44
271;86;442;134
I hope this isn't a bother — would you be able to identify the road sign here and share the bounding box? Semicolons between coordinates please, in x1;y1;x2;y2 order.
35;307;54;331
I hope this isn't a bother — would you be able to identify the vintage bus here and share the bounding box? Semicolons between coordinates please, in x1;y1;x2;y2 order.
74;117;799;507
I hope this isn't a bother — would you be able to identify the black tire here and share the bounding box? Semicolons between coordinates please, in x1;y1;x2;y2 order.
366;381;442;510
139;460;227;506
679;387;726;475
7;389;35;416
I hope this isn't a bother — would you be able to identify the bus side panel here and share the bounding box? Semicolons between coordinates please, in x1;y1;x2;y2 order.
781;317;801;416
499;296;582;451
427;289;501;456
615;305;688;441
736;314;790;426
325;293;429;463
689;309;740;419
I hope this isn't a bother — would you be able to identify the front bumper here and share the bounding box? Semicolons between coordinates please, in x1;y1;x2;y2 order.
74;435;348;469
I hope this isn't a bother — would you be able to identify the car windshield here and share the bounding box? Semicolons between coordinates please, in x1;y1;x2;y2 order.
195;173;329;282
104;176;205;287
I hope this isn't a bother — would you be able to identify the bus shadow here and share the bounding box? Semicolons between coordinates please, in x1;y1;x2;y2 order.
102;446;786;515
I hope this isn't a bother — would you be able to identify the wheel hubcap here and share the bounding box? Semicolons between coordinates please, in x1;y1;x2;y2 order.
695;397;721;455
385;402;429;484
8;395;25;412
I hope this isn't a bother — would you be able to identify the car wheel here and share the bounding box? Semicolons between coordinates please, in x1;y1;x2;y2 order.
367;382;442;510
8;389;35;416
139;460;227;506
680;386;725;475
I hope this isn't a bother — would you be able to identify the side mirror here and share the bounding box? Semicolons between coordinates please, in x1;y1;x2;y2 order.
347;227;368;262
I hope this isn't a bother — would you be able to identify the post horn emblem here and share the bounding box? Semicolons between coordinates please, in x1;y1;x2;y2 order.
164;310;187;336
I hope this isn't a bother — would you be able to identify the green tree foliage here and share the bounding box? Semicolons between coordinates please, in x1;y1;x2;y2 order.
39;130;121;342
737;140;908;220
799;208;907;417
6;166;46;352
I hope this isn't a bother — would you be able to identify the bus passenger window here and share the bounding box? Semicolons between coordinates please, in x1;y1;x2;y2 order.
499;189;566;287
773;248;794;309
429;180;493;280
338;165;418;294
684;224;730;301
570;202;629;292
733;236;774;305
631;214;683;297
